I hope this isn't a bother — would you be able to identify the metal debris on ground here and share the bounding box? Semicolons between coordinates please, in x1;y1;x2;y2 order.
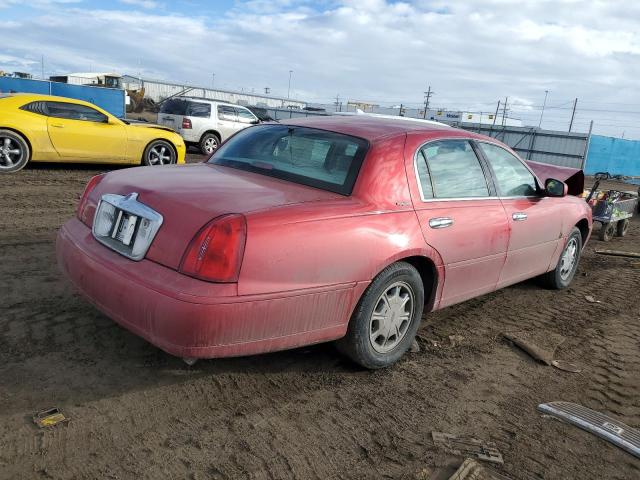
584;295;601;304
33;407;69;429
538;401;640;459
595;249;640;259
446;458;512;480
432;432;504;465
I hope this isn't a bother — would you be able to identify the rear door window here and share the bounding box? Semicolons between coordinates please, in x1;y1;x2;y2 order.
186;101;211;118
479;143;538;197
45;102;107;123
416;140;490;199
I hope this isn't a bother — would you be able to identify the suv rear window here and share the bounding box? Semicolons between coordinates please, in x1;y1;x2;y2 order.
186;101;211;118
159;98;188;115
208;124;369;195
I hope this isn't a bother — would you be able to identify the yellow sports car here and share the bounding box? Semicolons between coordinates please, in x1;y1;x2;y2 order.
0;93;186;173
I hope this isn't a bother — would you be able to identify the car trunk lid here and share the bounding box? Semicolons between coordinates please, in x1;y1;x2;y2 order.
88;163;342;270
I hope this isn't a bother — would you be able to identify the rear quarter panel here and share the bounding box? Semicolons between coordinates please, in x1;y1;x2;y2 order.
238;134;442;297
0;99;58;161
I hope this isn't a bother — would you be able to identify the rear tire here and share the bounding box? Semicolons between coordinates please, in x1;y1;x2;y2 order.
142;140;176;166
336;262;424;369
541;227;582;289
199;133;220;156
0;129;30;173
616;219;629;237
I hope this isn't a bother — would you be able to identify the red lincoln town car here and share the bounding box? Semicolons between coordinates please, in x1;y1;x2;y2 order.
57;116;592;368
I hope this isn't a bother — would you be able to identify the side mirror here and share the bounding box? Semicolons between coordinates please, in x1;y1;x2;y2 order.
545;178;568;197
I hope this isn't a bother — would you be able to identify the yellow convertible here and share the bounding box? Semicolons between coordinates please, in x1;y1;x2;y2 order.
0;93;186;173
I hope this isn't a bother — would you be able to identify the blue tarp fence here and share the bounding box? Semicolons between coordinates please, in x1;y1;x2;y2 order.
0;77;125;118
585;134;640;176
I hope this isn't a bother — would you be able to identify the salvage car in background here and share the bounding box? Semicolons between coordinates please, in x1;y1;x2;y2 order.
0;93;186;173
57;116;592;369
157;97;259;155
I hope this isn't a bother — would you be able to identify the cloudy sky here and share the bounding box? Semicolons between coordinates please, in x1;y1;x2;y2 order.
1;0;640;138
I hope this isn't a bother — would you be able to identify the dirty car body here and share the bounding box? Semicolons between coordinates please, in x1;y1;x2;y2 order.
57;116;592;368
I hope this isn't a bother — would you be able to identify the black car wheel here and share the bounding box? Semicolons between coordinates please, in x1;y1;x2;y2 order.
541;227;582;289
143;140;176;166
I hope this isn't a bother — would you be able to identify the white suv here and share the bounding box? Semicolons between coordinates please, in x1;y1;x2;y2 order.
157;97;259;155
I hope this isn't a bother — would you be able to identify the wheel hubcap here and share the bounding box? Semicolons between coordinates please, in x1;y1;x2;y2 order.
204;138;218;153
559;237;578;280
0;137;23;170
149;145;172;165
369;281;414;354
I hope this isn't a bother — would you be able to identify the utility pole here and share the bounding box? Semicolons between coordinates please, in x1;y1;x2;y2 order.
422;85;434;119
334;94;341;112
264;87;270;95
287;70;293;98
488;100;500;138
41;55;44;80
212;73;215;88
569;98;578;132
501;96;509;126
399;103;405;116
538;90;549;128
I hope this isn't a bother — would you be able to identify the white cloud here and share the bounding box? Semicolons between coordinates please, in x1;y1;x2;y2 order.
119;0;159;9
0;0;639;136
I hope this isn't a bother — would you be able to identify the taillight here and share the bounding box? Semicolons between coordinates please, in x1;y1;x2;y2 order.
179;214;247;282
76;174;105;222
182;118;192;129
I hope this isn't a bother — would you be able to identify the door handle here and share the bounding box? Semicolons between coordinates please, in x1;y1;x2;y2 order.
512;212;528;221
50;123;64;128
429;217;454;229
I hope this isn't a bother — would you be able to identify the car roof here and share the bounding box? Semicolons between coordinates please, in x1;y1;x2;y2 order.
278;114;476;142
179;96;249;109
2;92;94;105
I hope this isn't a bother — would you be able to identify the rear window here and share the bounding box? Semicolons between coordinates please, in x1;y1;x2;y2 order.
186;101;211;118
208;124;369;195
159;98;188;115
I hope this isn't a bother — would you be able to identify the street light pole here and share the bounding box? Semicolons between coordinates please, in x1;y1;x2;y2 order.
287;70;293;98
212;73;215;88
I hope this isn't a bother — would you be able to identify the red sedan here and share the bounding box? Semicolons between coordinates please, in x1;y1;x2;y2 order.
57;116;592;368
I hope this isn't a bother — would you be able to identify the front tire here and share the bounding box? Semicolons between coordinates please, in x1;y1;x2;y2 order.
599;222;616;242
337;262;424;369
541;227;582;289
0;129;30;173
142;140;176;166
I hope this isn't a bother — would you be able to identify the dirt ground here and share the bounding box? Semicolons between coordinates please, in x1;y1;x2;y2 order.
1;158;639;480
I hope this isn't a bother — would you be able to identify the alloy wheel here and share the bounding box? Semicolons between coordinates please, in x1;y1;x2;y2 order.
148;144;173;165
559;237;578;281
369;281;414;354
0;136;24;171
204;137;218;154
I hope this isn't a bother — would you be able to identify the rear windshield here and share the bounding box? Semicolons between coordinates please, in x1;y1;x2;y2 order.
208;124;369;195
159;98;187;115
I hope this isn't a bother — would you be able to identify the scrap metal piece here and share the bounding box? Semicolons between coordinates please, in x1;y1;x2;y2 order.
538;401;640;458
33;407;69;429
432;432;504;465
447;458;512;480
595;249;640;259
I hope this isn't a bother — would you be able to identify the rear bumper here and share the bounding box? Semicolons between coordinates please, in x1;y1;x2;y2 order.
57;218;353;359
